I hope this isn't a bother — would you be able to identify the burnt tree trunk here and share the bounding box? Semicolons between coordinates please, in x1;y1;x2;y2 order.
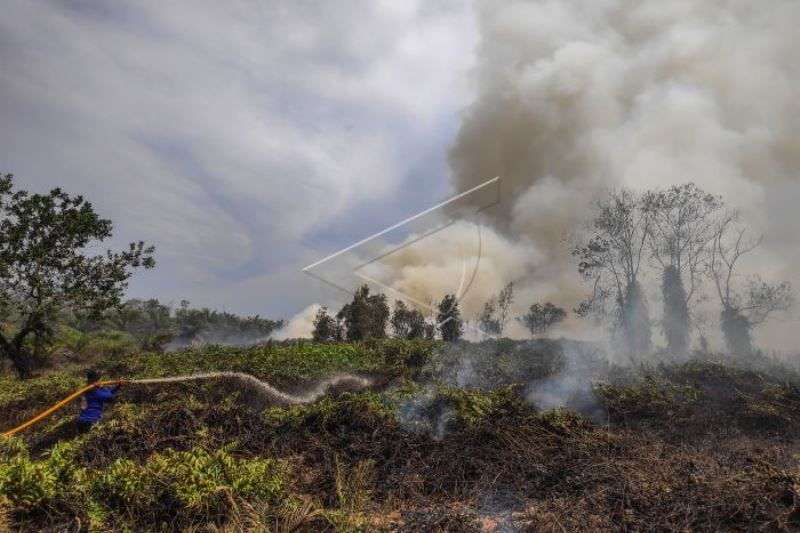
662;265;690;355
721;305;753;358
621;281;652;356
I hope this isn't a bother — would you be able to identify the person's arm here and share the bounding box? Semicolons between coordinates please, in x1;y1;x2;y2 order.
93;387;117;402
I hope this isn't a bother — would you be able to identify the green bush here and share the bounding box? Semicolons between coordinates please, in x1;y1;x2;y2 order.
0;439;57;509
97;446;285;514
0;436;286;530
438;383;523;425
87;330;138;358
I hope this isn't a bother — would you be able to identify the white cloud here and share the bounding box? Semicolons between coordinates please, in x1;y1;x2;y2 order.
0;0;476;315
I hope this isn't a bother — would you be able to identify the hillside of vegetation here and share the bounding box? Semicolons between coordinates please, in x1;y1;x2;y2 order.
2;340;800;532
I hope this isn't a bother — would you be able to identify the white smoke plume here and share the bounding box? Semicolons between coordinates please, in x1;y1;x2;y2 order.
374;0;800;351
274;304;322;340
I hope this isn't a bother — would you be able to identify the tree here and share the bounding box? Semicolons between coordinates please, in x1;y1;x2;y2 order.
437;294;463;342
496;282;514;332
312;306;341;343
573;188;653;354
170;300;283;345
519;302;567;335
174;299;208;342
0;174;155;377
337;285;390;341
421;299;438;340
391;300;428;339
391;300;411;338
117;298;173;352
125;298;172;337
643;184;723;354
709;214;792;356
477;282;514;336
477;298;500;335
64;296;283;349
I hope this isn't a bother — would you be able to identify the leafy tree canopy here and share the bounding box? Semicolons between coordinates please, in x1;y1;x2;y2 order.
519;302;567;336
0;173;155;377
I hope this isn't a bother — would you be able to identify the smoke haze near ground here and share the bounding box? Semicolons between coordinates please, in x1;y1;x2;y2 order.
275;305;323;341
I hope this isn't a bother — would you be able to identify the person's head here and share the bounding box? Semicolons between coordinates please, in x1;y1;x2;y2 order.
86;369;101;384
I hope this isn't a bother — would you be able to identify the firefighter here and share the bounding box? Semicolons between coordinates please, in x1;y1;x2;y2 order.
77;369;125;432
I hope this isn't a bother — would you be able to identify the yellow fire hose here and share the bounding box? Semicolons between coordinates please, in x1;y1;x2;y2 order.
2;372;373;438
2;380;121;438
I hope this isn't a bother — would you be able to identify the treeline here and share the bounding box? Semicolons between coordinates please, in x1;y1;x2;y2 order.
0;174;284;378
312;283;568;343
314;183;793;360
312;286;433;343
312;286;451;343
68;298;285;350
0;171;793;378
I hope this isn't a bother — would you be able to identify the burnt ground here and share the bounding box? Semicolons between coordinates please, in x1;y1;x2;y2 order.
3;342;800;532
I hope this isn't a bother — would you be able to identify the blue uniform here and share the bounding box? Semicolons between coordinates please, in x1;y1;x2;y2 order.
78;386;119;424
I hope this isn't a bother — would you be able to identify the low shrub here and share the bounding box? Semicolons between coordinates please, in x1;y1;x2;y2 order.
0;438;287;531
437;384;523;425
264;390;397;429
94;446;285;518
596;376;701;418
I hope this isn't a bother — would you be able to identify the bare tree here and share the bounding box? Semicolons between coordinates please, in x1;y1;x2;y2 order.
574;275;612;322
573;188;653;354
477;282;514;335
709;214;792;356
497;282;514;332
643;184;723;355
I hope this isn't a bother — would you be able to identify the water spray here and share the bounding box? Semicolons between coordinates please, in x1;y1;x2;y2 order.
2;372;373;438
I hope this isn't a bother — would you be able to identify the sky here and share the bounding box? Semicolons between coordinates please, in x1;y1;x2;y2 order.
2;0;798;352
0;0;477;319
